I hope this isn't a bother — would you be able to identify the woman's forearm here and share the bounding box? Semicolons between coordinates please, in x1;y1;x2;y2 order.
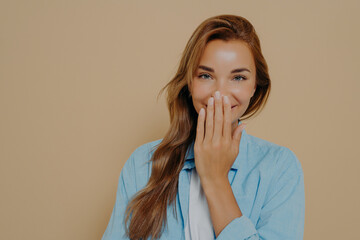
201;176;243;237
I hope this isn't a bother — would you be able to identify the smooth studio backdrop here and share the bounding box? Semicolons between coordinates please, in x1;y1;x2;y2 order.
1;0;359;239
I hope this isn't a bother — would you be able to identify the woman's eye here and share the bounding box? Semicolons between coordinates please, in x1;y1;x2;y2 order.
197;74;246;81
198;73;211;79
234;75;247;81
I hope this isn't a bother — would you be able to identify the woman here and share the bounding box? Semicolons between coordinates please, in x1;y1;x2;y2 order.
102;14;305;240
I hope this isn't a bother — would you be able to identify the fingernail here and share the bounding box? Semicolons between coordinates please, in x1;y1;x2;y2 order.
208;97;214;105
215;91;220;99
199;108;205;115
223;96;229;104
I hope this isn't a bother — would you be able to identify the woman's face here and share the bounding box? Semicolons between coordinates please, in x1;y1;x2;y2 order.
189;39;257;130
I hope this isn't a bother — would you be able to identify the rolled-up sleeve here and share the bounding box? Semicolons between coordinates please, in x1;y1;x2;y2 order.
216;148;305;240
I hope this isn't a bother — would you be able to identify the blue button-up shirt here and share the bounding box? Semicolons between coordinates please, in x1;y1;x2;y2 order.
102;128;305;239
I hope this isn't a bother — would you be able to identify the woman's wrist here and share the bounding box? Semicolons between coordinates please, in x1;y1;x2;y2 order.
200;175;230;196
200;174;243;237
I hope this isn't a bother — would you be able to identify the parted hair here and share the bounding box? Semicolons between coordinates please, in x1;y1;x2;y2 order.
124;14;271;240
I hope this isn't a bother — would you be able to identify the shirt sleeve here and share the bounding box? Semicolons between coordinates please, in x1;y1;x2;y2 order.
216;148;305;240
101;153;137;240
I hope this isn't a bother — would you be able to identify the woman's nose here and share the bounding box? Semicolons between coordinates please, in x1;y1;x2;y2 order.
212;88;229;97
213;83;228;98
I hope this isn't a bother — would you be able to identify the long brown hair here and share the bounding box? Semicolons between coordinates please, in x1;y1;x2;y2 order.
125;14;271;240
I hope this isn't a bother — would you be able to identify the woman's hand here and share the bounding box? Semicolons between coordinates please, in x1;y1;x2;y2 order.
194;91;245;236
194;91;246;185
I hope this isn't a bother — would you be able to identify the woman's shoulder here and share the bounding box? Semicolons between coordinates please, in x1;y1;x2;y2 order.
129;138;163;160
244;132;303;174
120;139;164;191
124;139;163;167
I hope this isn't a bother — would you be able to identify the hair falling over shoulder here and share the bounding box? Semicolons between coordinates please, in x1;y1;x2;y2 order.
124;14;271;240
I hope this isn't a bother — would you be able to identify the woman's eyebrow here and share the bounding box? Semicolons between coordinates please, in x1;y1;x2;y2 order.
198;65;251;73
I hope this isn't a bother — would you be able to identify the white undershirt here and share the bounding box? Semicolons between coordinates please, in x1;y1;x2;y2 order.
184;168;215;240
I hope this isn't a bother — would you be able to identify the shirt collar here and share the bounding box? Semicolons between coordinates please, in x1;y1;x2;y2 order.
182;120;248;171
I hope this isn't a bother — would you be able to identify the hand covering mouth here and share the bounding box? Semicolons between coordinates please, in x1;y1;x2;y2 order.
203;105;237;108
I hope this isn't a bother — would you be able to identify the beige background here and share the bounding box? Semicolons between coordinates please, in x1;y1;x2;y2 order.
1;0;359;239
